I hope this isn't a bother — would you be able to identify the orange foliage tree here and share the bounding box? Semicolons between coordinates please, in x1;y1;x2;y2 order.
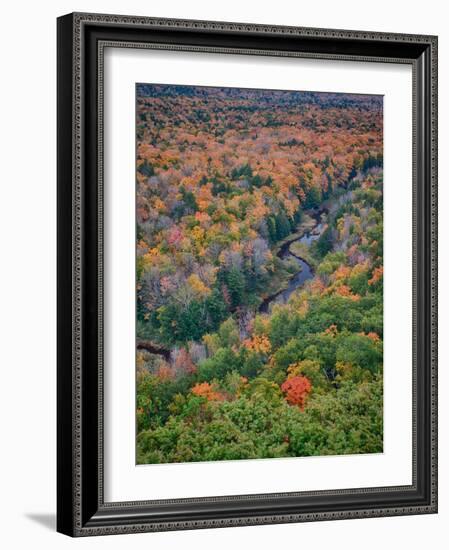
281;376;312;410
191;382;222;402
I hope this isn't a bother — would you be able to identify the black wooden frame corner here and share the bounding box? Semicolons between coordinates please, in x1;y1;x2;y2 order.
57;12;438;537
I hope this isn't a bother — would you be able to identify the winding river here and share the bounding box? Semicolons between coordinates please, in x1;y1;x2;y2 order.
138;187;357;356
139;221;324;358
259;220;324;313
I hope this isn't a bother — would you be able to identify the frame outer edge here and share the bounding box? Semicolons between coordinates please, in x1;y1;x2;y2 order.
71;11;437;44
60;12;438;536
57;13;77;537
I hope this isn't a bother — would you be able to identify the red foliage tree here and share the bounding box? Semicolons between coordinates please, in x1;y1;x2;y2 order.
281;376;312;410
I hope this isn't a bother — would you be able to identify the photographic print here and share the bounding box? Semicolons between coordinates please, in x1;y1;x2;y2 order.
135;83;384;465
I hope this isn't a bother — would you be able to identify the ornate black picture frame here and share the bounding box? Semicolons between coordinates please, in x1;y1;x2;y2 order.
57;12;438;536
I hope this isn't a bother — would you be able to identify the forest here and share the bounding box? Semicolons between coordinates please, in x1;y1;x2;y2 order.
135;84;384;464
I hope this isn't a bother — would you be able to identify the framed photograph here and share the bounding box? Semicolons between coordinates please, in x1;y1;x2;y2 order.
57;12;438;536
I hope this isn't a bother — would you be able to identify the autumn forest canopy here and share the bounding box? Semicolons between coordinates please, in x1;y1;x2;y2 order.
135;84;384;464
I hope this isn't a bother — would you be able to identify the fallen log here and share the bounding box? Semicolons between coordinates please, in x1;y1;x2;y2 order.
136;339;171;361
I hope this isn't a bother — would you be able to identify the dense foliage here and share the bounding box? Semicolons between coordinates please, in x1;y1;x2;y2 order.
135;84;383;464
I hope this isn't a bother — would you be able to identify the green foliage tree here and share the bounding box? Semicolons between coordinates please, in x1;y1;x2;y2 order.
205;288;228;328
275;211;292;240
225;267;246;308
197;347;242;382
314;226;333;257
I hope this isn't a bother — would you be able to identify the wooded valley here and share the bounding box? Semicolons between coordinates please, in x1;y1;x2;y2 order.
135;84;384;464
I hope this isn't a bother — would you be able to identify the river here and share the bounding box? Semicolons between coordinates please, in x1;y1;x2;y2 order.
138;222;323;359
259;220;324;313
139;221;324;358
139;186;356;356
